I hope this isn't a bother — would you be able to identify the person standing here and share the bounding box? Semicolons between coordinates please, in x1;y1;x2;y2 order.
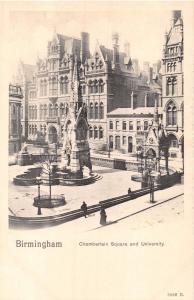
100;207;107;225
81;201;88;218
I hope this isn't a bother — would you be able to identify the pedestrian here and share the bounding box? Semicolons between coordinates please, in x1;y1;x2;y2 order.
81;201;88;218
128;187;131;194
100;207;107;225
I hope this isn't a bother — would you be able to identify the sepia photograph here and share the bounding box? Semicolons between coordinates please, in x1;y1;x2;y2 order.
1;1;194;299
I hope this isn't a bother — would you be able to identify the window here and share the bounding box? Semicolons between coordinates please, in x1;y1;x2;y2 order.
172;77;177;95
169;135;178;148
166;78;171;96
89;126;93;138
116;121;119;130
94;80;98;93
144;121;149;131
60;103;65;116
122;136;126;145
109;121;113;130
94;103;98;119
109;136;113;149
89;103;93;119
29;125;31;135
122;121;126;130
99;79;104;93
137;121;141;131
99;127;103;139
99;102;104;119
94;126;98;139
88;81;93;94
166;77;177;96
166;101;177;126
129;121;133;131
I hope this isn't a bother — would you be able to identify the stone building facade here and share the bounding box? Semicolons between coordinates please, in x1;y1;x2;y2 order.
107;106;163;154
13;10;184;159
161;10;184;159
9;84;23;154
19;31;158;151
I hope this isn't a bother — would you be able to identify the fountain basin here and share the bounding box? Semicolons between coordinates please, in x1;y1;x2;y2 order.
33;195;66;208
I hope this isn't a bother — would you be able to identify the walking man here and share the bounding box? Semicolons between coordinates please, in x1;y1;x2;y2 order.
81;201;88;218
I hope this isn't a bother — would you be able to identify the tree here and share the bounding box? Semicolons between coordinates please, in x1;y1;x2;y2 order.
39;153;57;200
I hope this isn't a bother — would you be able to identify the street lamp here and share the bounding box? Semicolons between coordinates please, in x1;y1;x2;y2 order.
148;171;154;203
36;176;42;215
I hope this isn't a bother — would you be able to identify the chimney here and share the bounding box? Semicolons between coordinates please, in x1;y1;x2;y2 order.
112;32;120;68
171;10;181;27
81;32;90;64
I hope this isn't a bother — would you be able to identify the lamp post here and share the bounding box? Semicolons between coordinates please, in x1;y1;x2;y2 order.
149;172;154;203
36;176;42;215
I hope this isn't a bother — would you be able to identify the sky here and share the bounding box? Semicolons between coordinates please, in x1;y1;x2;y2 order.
4;1;181;76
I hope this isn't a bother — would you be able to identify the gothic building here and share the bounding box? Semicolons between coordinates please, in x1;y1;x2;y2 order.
23;31;159;151
161;10;184;159
9;84;23;154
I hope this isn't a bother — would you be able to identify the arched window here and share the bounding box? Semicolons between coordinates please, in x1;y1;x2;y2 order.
172;77;177;95
49;104;53;117
94;126;98;139
89;103;93;119
94;80;98;93
99;127;103;139
89;126;93;138
60;103;65;116
94;102;98;119
29;125;31;135
99;102;104;119
99;79;104;93
54;104;58;117
34;125;37;134
166;101;177;126
166;78;171;96
168;134;178;148
32;124;34;135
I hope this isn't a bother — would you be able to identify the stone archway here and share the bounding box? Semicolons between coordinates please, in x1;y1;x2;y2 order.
48;126;58;144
